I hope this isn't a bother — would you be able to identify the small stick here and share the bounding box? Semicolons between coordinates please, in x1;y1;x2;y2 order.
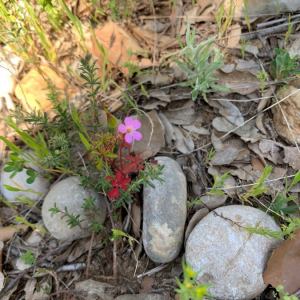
104;196;117;278
85;230;95;278
257;32;273;60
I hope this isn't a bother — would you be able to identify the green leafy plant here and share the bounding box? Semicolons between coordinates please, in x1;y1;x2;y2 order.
176;22;230;101
58;0;87;52
239;165;272;204
242;0;251;32
270;48;300;81
175;261;213;300
20;250;37;265
256;70;269;92
241;39;250;59
284;15;294;47
245;217;300;240
37;0;64;30
262;171;300;218
276;285;298;300
214;0;235;39
187;197;202;209
208;170;232;195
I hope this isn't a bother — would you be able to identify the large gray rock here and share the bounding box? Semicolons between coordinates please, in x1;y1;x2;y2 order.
219;0;300;19
186;205;282;300
0;158;50;202
42;176;106;241
115;295;168;300
143;156;187;263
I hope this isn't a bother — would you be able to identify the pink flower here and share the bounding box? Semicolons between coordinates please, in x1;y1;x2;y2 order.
118;117;142;143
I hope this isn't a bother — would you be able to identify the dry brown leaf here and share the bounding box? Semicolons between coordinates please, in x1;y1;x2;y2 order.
251;156;265;171
215;69;260;96
173;126;194;154
209;100;244;126
131;110;165;160
211;147;240;165
227;24;241;48
254;140;300;170
158;112;175;147
259;140;284;165
75;280;114;300
235;60;260;76
263;229;300;295
213;117;265;143
132;202;141;238
0;224;28;242
15;66;77;112
274;79;300;145
163;108;196;125
88;21;152;75
139;276;154;294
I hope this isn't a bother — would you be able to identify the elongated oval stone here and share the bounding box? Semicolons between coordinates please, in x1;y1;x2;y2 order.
143;156;187;263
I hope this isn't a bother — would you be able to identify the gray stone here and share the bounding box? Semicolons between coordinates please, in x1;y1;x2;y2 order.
0;159;50;202
200;194;227;210
186;205;282;300
143;156;187;263
220;0;300;19
42;176;106;241
115;294;168;300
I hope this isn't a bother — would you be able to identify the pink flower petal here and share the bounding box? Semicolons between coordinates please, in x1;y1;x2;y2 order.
125;133;133;143
124;117;134;127
118;124;127;134
132;119;141;130
132;131;142;141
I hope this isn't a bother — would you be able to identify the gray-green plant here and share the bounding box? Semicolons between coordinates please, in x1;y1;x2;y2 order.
270;48;300;81
176;21;230;101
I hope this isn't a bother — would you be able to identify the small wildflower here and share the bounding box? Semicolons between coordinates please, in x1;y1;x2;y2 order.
185;283;192;289
118;117;142;143
187;268;195;278
195;287;206;298
105;171;131;198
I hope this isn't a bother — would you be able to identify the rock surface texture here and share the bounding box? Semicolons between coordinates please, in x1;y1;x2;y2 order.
0;159;50;202
186;205;282;300
219;0;300;19
42;176;106;241
273;79;300;145
143;156;187;263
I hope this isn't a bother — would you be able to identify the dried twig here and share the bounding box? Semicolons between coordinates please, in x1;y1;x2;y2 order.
0;231;84;298
85;230;95;278
104;196;117;278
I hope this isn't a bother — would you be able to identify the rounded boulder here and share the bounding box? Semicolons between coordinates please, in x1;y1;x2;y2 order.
143;156;187;263
42;176;106;241
186;205;282;300
0;159;50;202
